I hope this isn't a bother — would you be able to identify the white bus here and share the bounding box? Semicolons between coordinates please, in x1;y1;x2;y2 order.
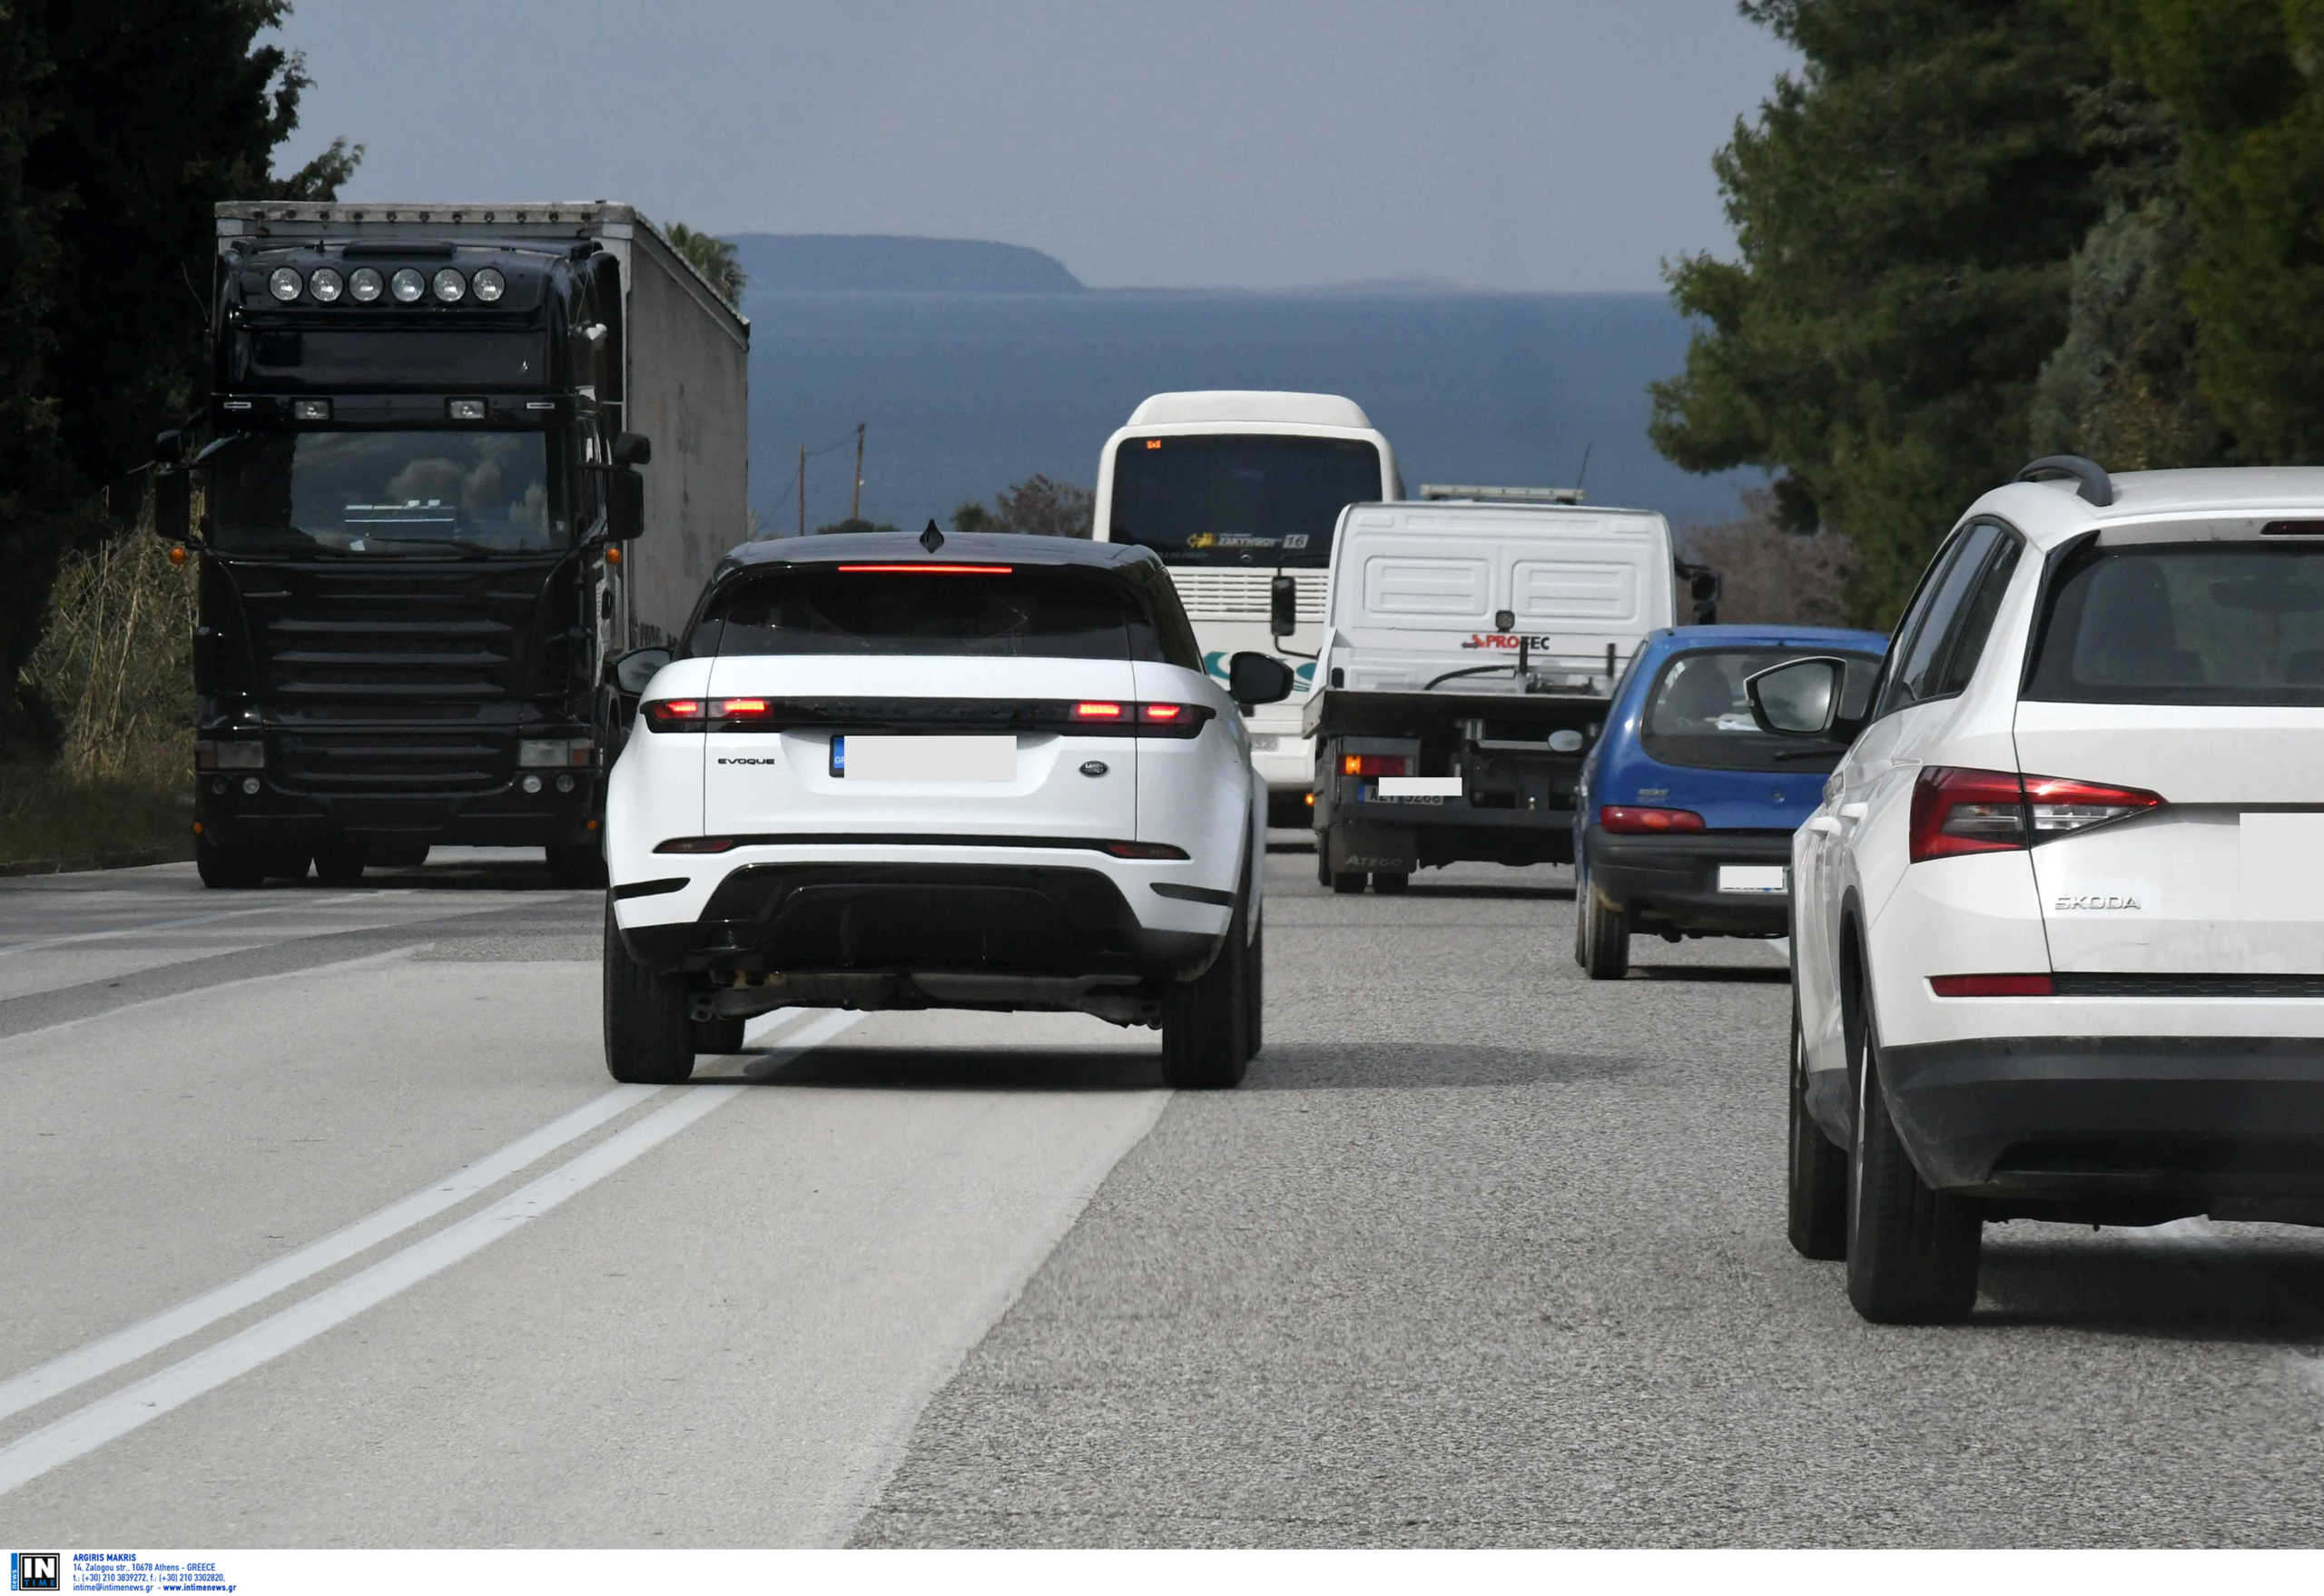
1093;391;1399;820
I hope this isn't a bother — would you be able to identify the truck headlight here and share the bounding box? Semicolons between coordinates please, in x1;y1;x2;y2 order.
309;268;345;303
196;740;265;771
519;737;594;768
350;267;384;302
390;268;426;303
432;268;466;303
472;268;506;302
268;268;302;301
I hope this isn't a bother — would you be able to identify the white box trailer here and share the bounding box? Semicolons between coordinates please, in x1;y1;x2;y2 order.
1302;499;1687;889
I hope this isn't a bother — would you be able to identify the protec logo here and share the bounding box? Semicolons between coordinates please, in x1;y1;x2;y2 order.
10;1553;59;1591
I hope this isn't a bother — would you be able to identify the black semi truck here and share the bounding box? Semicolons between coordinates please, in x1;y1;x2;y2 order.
154;202;749;888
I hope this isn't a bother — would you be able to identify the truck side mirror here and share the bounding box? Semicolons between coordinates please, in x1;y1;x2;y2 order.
1677;561;1721;625
1746;655;1848;739
1269;575;1297;638
603;466;645;540
612;431;652;467
153;465;191;546
1228;651;1295;707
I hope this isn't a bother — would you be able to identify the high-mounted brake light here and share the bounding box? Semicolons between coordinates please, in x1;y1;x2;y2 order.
1931;974;2055;997
1600;805;1705;834
1343;754;1411;778
1909;767;2162;863
833;564;1014;575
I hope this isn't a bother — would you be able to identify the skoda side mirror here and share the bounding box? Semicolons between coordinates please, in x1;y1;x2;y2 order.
1746;655;1849;740
612;431;652;468
610;645;672;697
1227;651;1295;707
603;466;645;541
1269;575;1297;639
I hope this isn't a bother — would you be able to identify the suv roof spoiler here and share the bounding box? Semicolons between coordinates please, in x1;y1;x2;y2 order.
2018;454;2113;507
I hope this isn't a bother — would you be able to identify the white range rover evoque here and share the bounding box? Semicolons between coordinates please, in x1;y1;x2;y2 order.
599;529;1293;1089
1750;459;2324;1324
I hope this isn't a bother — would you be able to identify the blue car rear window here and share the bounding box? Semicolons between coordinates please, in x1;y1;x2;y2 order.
1640;648;1882;773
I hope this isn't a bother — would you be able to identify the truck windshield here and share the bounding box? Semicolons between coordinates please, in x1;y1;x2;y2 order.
1642;647;1884;773
1109;434;1380;568
206;431;564;557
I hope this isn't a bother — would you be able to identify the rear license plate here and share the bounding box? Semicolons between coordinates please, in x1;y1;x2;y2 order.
1376;776;1462;799
831;734;1014;782
1365;783;1448;804
1249;734;1283;753
1718;864;1787;894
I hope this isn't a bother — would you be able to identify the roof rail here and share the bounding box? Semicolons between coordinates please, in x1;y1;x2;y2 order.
1418;484;1585;504
2017;455;2113;507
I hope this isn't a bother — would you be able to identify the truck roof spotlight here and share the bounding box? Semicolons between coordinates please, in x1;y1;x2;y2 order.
308;268;344;303
390;268;426;303
432;268;467;303
471;268;506;303
268;267;302;301
349;267;384;302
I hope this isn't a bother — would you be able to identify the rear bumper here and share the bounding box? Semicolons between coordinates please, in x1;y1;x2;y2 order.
1585;828;1792;935
615;859;1218;981
1882;1035;2324;1220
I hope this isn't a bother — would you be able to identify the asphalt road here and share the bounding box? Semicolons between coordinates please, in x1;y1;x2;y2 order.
4;843;2322;1547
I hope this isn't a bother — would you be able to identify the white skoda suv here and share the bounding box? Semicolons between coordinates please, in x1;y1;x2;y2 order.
600;530;1292;1089
1752;458;2324;1323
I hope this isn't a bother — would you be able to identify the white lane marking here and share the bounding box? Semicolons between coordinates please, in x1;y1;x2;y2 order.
0;889;405;958
0;1009;858;1499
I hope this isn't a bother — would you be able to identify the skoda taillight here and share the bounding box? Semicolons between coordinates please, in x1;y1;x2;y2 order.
1909;767;2161;863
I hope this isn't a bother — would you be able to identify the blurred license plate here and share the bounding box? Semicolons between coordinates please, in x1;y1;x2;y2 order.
1718;864;1787;894
832;734;1013;781
1249;734;1284;753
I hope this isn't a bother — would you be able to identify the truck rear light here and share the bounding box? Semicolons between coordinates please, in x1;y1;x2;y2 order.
1600;805;1704;833
1909;767;2162;862
519;737;594;768
1100;841;1190;859
655;837;739;854
1930;974;2055;997
1342;754;1411;777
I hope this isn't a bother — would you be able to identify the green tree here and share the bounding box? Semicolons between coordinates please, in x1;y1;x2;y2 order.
2092;1;2324;462
813;517;897;535
1;0;356;751
951;477;1095;538
1650;0;2115;623
663;222;745;306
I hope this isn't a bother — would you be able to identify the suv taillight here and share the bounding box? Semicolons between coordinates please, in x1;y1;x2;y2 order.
1908;767;2162;863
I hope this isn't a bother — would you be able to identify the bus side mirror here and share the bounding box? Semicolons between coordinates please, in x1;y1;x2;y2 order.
602;466;645;541
612;431;652;467
1269;575;1296;638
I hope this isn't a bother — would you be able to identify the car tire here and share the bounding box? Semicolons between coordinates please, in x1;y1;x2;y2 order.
194;832;265;890
1845;991;1979;1323
1787;990;1847;1261
548;842;608;889
311;838;367;887
602;897;695;1085
1315;838;1331;887
1373;870;1410;895
1330;870;1367;895
1162;888;1250;1089
690;1014;747;1055
1579;863;1629;980
1243;907;1265;1062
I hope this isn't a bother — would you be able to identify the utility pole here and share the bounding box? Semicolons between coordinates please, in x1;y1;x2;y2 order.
851;423;865;524
797;443;806;536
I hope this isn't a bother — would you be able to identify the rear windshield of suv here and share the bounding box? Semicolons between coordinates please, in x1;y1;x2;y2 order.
691;565;1180;662
1641;647;1884;773
2026;543;2324;705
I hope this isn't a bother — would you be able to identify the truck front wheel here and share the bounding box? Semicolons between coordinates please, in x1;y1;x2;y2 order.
194;832;265;890
548;843;608;889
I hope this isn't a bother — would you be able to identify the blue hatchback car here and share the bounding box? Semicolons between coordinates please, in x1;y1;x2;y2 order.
1572;625;1888;979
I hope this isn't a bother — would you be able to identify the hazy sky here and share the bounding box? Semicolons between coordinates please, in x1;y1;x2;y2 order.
270;1;1795;292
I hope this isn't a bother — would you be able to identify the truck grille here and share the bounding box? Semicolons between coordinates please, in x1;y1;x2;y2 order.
272;727;508;794
1164;567;1327;623
232;561;564;708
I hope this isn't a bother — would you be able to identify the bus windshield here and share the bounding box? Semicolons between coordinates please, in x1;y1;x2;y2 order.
1108;433;1381;568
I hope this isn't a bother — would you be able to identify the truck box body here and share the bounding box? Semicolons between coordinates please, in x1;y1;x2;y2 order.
1305;500;1679;882
186;202;747;881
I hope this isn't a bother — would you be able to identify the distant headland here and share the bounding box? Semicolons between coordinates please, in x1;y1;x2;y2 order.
732;234;1084;295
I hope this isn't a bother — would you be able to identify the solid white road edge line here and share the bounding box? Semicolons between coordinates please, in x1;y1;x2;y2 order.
0;1010;858;1499
0;889;401;958
0;1007;815;1426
